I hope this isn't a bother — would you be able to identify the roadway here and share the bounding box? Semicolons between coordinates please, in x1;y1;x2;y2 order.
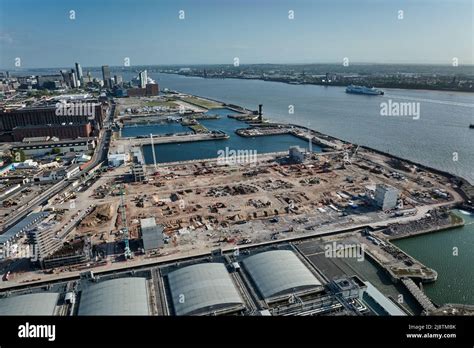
0;100;115;234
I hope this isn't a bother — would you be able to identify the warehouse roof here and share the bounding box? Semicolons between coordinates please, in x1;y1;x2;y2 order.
78;277;150;315
167;263;244;315
242;250;321;299
0;292;59;315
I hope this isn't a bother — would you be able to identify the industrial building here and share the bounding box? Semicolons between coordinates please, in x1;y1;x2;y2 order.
241;249;322;302
131;150;146;182
0;103;105;142
27;217;63;265
11;138;95;156
166;263;245;315
0;293;60;315
374;184;399;210
78;277;150;315
140;218;164;251
12;123;92;142
289;146;305;163
0;212;49;259
0;241;410;317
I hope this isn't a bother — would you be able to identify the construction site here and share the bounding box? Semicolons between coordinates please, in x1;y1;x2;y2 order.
0;94;472;317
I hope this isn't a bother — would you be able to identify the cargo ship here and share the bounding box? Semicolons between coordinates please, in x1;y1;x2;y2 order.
345;85;384;96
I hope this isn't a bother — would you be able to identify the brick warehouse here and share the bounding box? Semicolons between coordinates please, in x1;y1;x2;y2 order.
0;103;106;142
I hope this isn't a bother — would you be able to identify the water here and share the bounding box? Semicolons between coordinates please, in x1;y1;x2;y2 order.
139;113;320;164
17;68;474;304
17;68;474;183
121;122;189;137
393;211;474;305
148;73;474;184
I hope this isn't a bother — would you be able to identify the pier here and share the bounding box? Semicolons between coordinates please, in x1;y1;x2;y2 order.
119;132;229;146
401;278;436;313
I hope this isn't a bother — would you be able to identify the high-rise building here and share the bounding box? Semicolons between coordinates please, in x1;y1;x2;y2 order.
71;70;78;88
139;70;147;88
75;62;83;84
114;75;123;86
102;65;111;88
60;69;71;87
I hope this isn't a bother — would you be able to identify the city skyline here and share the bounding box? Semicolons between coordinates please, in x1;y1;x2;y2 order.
1;0;473;69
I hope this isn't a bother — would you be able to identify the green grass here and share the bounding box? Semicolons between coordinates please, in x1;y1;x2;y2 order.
182;97;221;109
189;124;208;133
145;100;178;107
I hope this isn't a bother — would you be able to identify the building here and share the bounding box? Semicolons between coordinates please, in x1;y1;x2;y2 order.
0;106;88;131
241;249;322;302
75;62;83;84
70;70;78;88
374;184;399;210
0;103;105;141
145;83;159;96
131;150;145;182
27;220;63;264
36;74;63;89
60;69;71;87
140;218;164;251
127;83;159;97
0;212;49;260
108;153;127;167
12;123;92;141
132;162;145;182
166;263;245;315
363;281;406;316
126;88;146;97
0;293;60;315
139;70;148;88
42;239;91;269
289;146;305;163
78;277;150;315
11;138;95;156
114;75;123;86
101;65;111;88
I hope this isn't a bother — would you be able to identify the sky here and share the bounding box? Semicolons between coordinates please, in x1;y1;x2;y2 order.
0;0;472;68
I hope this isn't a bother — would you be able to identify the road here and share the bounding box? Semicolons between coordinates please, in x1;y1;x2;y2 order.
0;100;115;234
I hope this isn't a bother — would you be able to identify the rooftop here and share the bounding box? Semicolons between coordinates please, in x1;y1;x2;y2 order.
167;262;244;315
242;249;322;299
0;292;59;315
78;277;150;315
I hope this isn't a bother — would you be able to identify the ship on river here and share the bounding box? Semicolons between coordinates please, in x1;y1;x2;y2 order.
346;85;384;95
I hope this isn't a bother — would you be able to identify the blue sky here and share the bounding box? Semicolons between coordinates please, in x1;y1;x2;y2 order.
0;0;472;68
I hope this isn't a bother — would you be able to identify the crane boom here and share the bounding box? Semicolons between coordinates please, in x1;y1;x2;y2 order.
120;184;132;259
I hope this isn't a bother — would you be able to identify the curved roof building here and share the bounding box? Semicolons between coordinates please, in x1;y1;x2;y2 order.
242;250;321;299
78;277;150;315
167;263;244;315
0;292;59;315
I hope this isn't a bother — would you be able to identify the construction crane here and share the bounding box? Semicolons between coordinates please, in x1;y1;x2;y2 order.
119;184;132;259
